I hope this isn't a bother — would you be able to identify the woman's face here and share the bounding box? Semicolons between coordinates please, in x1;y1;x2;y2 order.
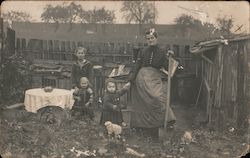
76;49;86;60
107;82;116;93
146;34;158;46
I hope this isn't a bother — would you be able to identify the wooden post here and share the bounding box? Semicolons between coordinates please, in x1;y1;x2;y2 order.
164;53;173;130
215;45;224;130
0;17;3;63
159;51;177;143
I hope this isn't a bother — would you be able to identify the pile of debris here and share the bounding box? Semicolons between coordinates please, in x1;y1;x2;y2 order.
31;63;71;78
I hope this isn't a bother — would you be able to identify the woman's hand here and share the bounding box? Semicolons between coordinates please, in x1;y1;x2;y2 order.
74;96;81;101
74;87;79;93
85;102;90;107
113;105;117;110
167;50;174;56
160;68;168;75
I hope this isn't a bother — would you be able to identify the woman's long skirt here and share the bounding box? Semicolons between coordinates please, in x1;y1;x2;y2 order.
130;67;176;128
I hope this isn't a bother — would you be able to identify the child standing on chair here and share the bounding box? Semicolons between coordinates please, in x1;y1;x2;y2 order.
100;78;131;126
72;77;94;120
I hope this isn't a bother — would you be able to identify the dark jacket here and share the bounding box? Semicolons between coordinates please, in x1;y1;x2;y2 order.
129;45;169;82
71;60;93;88
100;85;129;125
102;88;127;111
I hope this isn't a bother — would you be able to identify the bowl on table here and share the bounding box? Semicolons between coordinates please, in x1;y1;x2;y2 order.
43;86;54;92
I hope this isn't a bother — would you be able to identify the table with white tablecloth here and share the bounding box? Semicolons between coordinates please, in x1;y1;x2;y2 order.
24;88;75;113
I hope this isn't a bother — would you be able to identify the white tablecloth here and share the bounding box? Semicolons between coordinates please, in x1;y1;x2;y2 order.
24;88;75;113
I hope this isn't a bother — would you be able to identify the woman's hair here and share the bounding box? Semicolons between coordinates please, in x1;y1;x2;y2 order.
145;28;158;38
75;46;87;54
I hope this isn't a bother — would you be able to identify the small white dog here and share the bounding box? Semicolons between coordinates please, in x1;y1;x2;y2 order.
181;131;194;144
104;121;122;138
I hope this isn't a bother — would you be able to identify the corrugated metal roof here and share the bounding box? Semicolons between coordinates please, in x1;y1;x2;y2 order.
190;35;250;54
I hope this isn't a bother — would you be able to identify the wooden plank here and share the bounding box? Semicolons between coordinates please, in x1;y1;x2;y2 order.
204;78;211;92
214;45;224;130
6;103;24;109
214;45;224;108
195;79;203;107
164;54;173;129
208;90;212;126
201;53;214;64
203;78;212;125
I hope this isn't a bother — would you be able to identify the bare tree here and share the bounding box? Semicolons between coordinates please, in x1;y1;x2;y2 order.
120;1;157;24
41;2;83;31
41;4;68;23
174;14;202;28
41;4;67;31
2;11;32;22
216;15;234;36
174;14;218;38
66;2;83;30
80;7;115;24
41;3;115;31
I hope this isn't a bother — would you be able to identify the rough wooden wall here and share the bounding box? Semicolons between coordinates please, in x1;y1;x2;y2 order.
201;38;250;130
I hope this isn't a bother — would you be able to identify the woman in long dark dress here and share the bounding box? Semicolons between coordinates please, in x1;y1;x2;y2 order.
128;28;176;135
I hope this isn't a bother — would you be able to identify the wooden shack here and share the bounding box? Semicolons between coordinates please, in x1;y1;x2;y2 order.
190;35;250;131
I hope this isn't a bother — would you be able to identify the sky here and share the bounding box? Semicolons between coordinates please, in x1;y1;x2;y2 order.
1;1;249;33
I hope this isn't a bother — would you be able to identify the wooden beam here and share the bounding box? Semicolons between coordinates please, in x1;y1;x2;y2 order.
208;90;212;126
5;103;24;109
195;79;203;107
204;78;211;92
164;54;173;130
204;78;212;125
201;53;214;65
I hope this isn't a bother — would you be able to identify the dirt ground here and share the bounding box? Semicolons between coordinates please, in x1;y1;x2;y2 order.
0;104;248;158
